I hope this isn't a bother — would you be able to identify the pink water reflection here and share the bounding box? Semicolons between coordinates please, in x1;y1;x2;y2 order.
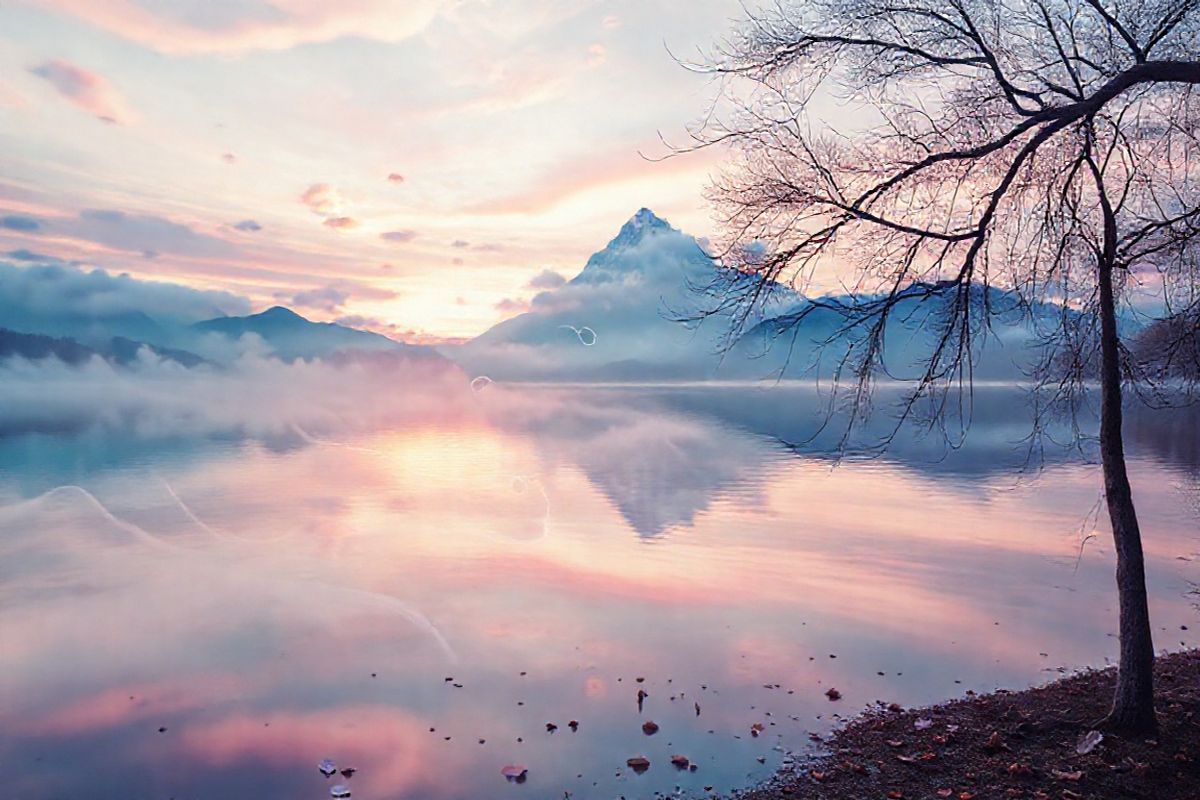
1;386;1197;799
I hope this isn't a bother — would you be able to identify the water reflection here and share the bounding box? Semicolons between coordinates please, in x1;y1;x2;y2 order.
0;385;1197;799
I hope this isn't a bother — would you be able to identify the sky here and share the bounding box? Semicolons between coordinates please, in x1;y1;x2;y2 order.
0;0;744;343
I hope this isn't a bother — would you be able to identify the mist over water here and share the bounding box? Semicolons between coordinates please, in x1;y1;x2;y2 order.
1;382;1198;799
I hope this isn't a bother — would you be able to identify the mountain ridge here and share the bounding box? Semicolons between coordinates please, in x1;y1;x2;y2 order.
452;208;1086;382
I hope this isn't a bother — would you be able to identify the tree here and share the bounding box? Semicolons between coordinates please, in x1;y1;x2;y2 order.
679;0;1200;732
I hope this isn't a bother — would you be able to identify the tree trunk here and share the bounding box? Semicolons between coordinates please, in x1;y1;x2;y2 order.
1096;221;1157;734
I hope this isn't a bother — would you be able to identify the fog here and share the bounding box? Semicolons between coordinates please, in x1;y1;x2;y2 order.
0;351;473;439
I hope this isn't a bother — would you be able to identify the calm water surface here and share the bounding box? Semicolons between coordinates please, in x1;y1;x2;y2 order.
1;385;1198;799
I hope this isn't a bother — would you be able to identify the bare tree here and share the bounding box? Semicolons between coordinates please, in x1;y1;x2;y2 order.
678;0;1200;732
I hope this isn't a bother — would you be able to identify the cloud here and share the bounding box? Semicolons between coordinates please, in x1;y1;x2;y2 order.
323;216;359;231
451;239;470;249
302;184;358;231
494;297;530;314
387;173;406;183
291;285;350;312
1;215;41;232
6;249;59;262
601;14;621;29
233;219;262;232
36;0;445;55
0;352;469;441
65;209;237;258
586;43;607;67
220;152;237;164
29;60;132;124
333;314;379;329
300;183;343;217
0;259;251;327
526;268;566;290
332;314;460;346
288;280;398;312
381;230;417;243
465;145;721;216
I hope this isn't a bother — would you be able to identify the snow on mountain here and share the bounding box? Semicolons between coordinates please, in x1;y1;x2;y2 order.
455;208;799;380
455;208;1081;382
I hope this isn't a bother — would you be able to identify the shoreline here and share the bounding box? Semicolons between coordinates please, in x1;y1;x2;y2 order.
731;649;1200;800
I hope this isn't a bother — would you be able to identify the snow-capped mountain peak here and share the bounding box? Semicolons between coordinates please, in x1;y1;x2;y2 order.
608;207;675;248
572;208;701;286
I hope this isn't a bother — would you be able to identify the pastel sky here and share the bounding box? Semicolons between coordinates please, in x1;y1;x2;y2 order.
0;0;742;342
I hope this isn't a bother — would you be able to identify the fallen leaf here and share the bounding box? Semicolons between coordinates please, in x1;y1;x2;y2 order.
1051;769;1083;781
1076;730;1103;755
984;731;1008;752
642;721;659;735
626;756;650;774
501;764;528;782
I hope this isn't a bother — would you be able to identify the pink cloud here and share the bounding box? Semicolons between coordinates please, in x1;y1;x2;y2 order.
494;297;530;314
387;172;406;183
300;183;343;216
22;673;253;737
587;43;607;67
466;146;722;215
301;184;359;231
36;1;443;55
29;59;133;124
177;707;471;797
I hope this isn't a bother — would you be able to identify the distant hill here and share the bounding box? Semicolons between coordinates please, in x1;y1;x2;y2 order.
1132;312;1200;381
0;327;206;368
726;282;1078;381
192;305;441;362
0;259;443;367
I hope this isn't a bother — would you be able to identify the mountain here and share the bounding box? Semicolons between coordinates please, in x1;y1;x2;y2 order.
0;327;206;368
454;209;1079;382
454;208;798;380
191;306;439;362
0;259;442;367
726;282;1075;381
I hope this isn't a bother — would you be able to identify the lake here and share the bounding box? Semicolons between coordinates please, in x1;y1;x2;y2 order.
1;383;1198;799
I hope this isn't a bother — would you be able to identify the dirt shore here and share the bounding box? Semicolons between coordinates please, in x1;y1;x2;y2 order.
734;649;1200;800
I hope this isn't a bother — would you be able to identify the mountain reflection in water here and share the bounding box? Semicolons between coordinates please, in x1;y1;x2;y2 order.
1;384;1197;800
